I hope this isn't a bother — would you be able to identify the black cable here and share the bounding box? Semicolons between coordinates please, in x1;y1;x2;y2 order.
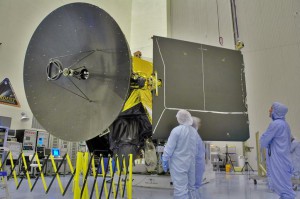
216;0;221;36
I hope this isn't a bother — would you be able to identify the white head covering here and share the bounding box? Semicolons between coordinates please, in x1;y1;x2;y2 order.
192;116;201;130
176;110;193;125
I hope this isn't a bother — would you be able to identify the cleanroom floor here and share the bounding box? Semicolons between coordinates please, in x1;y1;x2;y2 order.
6;172;299;199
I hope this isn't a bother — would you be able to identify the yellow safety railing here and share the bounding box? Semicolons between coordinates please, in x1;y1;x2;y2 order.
78;152;133;199
6;151;74;194
2;151;133;199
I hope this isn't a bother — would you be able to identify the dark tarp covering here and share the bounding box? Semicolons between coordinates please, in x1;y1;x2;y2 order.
109;102;152;158
86;102;152;159
86;134;111;157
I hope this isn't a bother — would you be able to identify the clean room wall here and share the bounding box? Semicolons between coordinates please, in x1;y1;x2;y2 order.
236;0;300;169
130;0;168;60
0;0;132;130
169;0;235;49
210;141;244;157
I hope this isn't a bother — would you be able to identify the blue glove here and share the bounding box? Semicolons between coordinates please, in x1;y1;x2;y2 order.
162;160;169;172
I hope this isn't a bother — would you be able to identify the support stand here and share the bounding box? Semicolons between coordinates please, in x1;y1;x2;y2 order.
224;145;235;172
241;157;254;174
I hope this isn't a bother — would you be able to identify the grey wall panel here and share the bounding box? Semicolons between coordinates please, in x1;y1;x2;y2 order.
152;36;249;141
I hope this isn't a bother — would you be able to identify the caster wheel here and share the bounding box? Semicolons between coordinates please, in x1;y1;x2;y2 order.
254;179;257;185
293;185;297;191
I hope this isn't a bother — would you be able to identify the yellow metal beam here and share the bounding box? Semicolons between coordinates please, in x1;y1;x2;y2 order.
8;152;18;187
35;153;47;192
127;154;133;199
91;155;99;199
50;155;64;194
100;155;108;198
22;153;32;189
73;152;83;199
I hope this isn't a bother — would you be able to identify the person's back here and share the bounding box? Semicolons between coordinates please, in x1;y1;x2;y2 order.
169;125;198;169
191;116;205;198
291;139;300;176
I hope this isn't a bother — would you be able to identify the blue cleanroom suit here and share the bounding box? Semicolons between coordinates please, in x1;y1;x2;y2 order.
192;117;205;198
265;147;274;191
291;138;300;177
162;110;202;199
260;102;295;199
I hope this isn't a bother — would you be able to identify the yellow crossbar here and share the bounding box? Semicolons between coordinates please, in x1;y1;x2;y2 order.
22;153;32;189
91;155;99;198
35;153;48;192
8;152;18;187
50;155;64;194
127;154;133;199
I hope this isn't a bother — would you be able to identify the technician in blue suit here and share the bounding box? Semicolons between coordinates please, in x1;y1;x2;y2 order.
260;102;295;199
192;116;205;197
162;110;201;199
291;136;300;178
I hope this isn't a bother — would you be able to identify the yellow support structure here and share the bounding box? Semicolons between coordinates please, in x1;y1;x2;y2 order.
50;154;64;194
91;156;99;199
0;157;3;184
121;156;127;197
8;152;18;187
35;153;47;192
109;157;117;198
73;152;83;199
100;155;108;198
66;154;74;174
22;153;32;190
127;154;133;199
82;152;89;199
116;156;123;198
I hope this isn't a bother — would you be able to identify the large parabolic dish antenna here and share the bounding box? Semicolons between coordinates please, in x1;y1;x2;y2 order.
23;3;131;141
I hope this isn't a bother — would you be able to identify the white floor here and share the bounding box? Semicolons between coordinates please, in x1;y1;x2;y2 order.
3;172;300;199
